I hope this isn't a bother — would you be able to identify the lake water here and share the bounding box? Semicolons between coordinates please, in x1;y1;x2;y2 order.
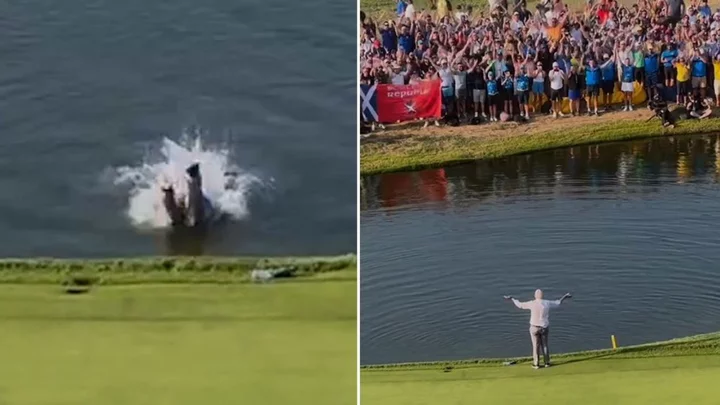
361;134;720;365
0;0;355;257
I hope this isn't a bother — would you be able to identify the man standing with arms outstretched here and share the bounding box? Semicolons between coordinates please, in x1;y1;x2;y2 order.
504;289;572;369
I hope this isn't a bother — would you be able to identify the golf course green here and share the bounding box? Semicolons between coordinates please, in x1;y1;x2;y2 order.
361;332;720;404
0;255;356;405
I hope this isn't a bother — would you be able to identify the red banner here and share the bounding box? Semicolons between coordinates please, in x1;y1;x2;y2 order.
376;80;442;123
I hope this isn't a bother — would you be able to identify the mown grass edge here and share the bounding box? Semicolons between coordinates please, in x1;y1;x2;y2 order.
0;254;357;285
360;119;720;176
360;331;720;371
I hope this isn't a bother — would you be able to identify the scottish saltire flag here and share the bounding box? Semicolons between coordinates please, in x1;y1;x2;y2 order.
360;84;378;122
361;81;442;123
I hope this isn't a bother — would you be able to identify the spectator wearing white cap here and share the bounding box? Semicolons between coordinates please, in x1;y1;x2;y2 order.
548;61;565;118
711;13;720;30
510;11;524;32
599;51;617;111
531;61;546;111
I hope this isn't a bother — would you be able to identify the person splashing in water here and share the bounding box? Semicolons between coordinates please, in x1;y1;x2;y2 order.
161;163;212;228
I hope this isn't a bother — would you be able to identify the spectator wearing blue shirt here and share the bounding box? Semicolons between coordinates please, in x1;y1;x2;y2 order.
396;22;415;54
486;70;500;122
396;0;407;17
698;0;711;18
515;68;531;119
555;55;568;74
413;40;425;60
691;50;709;99
502;70;515;117
644;45;660;100
379;21;397;54
585;59;602;116
661;43;679;88
620;57;636;111
600;53;616;111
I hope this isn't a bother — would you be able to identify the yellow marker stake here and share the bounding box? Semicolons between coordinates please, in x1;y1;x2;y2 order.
611;335;618;349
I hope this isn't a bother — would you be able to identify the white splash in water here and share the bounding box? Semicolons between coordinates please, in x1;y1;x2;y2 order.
113;135;267;228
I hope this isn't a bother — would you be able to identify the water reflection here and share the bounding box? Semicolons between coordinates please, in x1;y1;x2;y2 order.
160;226;210;256
363;169;450;211
361;134;720;211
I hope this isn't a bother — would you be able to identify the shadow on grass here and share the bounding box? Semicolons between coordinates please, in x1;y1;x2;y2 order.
556;352;617;366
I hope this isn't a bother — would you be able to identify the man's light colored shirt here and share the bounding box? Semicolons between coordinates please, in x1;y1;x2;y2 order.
512;298;562;328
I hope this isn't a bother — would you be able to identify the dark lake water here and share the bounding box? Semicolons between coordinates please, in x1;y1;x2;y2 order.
360;134;720;365
0;0;355;257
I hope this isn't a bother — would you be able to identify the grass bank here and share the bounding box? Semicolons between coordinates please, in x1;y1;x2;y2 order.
0;254;356;284
361;332;720;404
0;256;356;404
360;111;720;175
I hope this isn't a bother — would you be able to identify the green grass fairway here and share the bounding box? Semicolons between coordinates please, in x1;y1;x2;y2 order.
0;273;355;405
362;333;720;404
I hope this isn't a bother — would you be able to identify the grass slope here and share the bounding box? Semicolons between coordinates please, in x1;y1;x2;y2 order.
361;332;720;404
0;276;356;405
361;117;720;175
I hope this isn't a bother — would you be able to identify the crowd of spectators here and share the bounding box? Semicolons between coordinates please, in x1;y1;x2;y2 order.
360;0;720;126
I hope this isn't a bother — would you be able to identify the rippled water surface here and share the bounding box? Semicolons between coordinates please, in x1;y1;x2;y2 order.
361;134;720;365
0;0;355;257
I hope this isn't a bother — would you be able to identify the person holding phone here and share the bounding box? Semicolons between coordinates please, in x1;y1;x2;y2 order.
504;289;573;369
549;62;566;118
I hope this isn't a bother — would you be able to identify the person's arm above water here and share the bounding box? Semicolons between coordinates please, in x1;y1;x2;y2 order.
549;292;573;307
504;295;531;309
